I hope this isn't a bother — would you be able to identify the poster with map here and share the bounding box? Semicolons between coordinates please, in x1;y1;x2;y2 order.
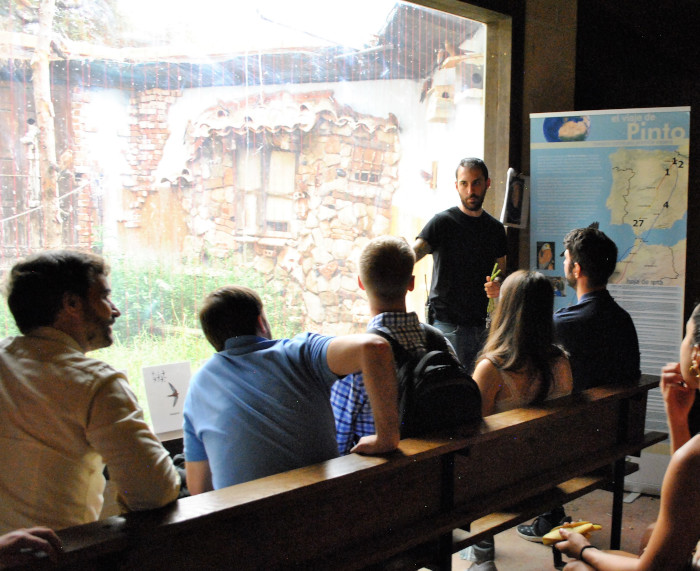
530;107;690;374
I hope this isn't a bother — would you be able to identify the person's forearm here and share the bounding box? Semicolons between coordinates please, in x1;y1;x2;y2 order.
361;340;400;449
668;417;692;453
90;378;181;510
412;238;430;263
185;461;213;495
579;547;641;571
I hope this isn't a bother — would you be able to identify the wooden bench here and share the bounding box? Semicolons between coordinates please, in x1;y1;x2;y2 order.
22;374;663;570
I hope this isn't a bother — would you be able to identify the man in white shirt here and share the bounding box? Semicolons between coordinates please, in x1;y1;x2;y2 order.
0;250;180;533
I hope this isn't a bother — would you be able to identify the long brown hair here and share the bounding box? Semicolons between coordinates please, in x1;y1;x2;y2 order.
479;270;565;403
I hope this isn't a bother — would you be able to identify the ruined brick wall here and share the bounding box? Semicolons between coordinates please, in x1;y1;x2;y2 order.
122;88;182;229
178;104;400;334
57;87;97;250
115;90;400;335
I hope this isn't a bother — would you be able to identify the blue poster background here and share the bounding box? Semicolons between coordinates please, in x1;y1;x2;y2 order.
530;107;690;374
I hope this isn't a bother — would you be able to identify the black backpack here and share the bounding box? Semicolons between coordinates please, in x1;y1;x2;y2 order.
368;324;482;438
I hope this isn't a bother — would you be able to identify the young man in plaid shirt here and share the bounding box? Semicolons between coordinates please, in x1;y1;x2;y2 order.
331;235;456;454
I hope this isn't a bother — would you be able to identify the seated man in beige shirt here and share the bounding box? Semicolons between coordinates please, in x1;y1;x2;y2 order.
0;250;180;534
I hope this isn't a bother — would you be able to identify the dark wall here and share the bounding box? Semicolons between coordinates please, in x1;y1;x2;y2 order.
575;0;700;318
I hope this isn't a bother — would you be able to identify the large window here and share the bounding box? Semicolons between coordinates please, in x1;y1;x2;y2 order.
0;0;511;419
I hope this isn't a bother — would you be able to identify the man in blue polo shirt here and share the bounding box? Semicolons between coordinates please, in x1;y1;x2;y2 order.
183;285;400;493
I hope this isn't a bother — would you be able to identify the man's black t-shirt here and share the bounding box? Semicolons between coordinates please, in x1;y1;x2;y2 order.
418;207;507;326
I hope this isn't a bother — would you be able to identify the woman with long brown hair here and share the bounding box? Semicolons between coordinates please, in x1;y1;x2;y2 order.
474;269;573;416
462;270;574;569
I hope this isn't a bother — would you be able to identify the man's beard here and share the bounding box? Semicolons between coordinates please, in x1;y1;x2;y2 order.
461;194;484;212
84;308;114;350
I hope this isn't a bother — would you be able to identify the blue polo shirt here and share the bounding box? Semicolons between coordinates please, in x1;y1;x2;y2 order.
183;333;340;489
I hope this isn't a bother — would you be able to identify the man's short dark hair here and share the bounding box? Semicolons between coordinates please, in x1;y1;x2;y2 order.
455;157;489;181
6;250;107;334
563;226;618;288
199;285;263;351
359;235;415;302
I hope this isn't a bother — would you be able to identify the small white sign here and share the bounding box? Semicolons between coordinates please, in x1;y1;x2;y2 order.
142;361;191;439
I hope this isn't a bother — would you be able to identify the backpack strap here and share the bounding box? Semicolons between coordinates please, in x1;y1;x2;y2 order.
368;324;450;365
420;323;451;353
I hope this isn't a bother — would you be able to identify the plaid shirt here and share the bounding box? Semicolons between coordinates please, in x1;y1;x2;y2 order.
330;312;427;455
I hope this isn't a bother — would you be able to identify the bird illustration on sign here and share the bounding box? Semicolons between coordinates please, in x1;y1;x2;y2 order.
167;382;180;407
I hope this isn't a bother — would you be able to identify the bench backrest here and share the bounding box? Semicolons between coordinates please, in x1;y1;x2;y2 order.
39;375;658;570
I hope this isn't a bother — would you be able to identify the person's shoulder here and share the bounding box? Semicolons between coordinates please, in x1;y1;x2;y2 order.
601;292;635;319
551;352;573;377
60;355;129;401
286;332;334;359
294;332;333;345
57;350;121;382
479;209;499;223
479;210;507;238
553;303;578;322
668;435;700;490
473;356;500;382
582;290;636;327
676;434;700;463
432;207;460;222
477;209;503;225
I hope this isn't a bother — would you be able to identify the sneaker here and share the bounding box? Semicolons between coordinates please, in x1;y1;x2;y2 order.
516;514;571;543
460;540;495;562
469;562;498;571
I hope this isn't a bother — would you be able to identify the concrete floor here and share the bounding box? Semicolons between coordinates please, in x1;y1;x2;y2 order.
449;489;660;570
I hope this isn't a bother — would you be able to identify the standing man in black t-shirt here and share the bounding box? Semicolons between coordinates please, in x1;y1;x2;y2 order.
413;157;507;373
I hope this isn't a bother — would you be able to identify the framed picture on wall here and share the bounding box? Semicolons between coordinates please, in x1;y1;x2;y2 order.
500;168;529;229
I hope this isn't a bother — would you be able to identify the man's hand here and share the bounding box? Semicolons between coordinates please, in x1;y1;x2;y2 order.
350;434;398;455
484;275;501;299
0;527;62;566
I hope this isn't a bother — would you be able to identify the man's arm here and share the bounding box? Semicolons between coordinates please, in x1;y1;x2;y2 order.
87;375;181;510
186;460;213;495
326;334;400;454
412;238;431;263
484;255;507;299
